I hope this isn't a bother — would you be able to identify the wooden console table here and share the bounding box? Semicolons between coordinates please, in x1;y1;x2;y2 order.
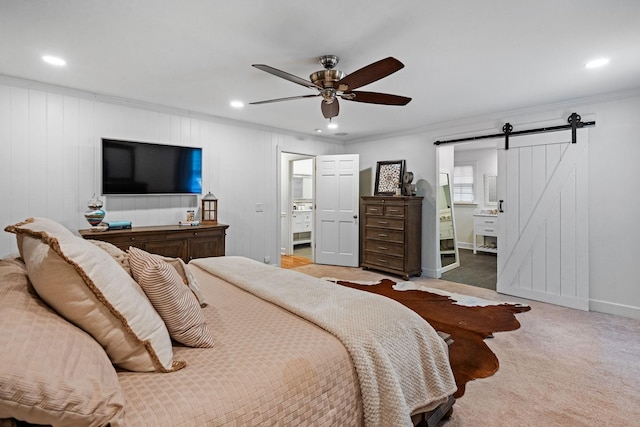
79;223;229;263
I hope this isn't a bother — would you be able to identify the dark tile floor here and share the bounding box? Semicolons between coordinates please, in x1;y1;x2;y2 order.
441;248;497;290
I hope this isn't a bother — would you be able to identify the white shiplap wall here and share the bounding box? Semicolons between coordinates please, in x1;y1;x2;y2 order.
0;82;344;264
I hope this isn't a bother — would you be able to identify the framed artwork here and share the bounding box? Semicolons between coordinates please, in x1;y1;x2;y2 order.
374;160;406;195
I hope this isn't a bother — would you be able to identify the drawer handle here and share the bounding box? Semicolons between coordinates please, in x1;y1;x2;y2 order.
378;221;389;225
130;237;135;241
377;259;388;263
388;209;399;213
378;246;388;250
369;208;379;212
193;232;198;236
378;233;388;237
484;220;494;224
484;228;495;233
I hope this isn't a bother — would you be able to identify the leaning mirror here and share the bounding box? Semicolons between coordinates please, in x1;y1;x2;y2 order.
439;172;460;273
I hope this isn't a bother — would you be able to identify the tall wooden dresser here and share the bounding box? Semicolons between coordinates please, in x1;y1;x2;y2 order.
361;196;423;280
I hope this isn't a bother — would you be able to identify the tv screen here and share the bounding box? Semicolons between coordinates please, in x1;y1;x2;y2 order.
101;139;202;195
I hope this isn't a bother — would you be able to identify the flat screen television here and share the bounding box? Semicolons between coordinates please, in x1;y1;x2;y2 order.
101;138;202;195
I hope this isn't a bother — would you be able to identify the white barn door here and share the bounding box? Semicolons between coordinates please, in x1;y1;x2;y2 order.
497;129;589;310
315;154;359;267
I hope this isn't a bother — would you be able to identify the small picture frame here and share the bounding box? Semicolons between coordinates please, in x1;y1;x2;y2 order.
374;160;406;195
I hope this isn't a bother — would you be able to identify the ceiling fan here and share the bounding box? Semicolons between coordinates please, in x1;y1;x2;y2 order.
250;55;412;120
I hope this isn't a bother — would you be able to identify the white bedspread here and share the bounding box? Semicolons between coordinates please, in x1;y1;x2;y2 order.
190;256;457;427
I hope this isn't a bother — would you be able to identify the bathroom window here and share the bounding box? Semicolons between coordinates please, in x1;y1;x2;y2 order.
453;163;475;203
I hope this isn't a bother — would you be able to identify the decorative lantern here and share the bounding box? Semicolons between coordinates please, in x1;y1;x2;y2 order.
201;192;218;224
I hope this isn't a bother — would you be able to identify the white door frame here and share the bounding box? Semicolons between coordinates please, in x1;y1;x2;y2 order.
276;147;315;265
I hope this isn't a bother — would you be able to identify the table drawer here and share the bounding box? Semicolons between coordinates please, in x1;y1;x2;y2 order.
94;232;166;245
365;216;405;230
364;228;405;243
364;239;404;257
474;216;498;227
363;252;405;271
170;228;225;239
474;225;498;237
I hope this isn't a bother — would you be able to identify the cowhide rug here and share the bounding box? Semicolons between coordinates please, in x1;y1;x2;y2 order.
327;278;531;398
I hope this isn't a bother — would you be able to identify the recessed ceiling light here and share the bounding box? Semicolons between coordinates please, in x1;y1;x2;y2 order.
585;58;609;69
327;123;338;130
42;55;66;66
230;100;244;108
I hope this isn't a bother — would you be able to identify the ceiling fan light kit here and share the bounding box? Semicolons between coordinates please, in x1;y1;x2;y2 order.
251;55;411;120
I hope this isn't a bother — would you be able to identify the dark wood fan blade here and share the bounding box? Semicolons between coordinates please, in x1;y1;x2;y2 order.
252;64;322;89
341;91;411;105
335;57;404;91
321;99;339;119
250;94;319;105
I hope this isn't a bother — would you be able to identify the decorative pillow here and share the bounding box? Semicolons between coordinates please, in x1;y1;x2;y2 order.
0;257;125;427
89;239;132;276
128;247;215;348
162;255;208;307
4;218;183;373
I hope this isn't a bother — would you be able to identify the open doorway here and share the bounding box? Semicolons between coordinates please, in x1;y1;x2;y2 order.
437;142;498;290
279;153;314;268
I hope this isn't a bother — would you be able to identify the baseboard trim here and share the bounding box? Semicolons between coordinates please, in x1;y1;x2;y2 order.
422;267;439;279
589;299;640;320
457;242;473;250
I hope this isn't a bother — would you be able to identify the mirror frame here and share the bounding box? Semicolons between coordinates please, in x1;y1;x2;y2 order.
439;170;460;275
484;173;498;206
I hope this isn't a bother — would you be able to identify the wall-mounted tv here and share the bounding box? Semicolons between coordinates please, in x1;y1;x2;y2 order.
101;139;202;195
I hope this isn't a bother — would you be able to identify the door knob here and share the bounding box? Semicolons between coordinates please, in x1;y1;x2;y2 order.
499;200;504;213
353;215;358;219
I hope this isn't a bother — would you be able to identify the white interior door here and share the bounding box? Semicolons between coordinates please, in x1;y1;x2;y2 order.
497;128;589;310
315;154;360;267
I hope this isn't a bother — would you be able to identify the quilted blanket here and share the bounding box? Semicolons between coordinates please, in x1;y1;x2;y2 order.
191;256;457;427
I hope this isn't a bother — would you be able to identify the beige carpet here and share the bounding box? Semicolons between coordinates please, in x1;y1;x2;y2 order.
292;264;640;427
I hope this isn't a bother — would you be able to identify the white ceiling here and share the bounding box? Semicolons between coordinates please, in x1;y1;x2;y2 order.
2;0;640;142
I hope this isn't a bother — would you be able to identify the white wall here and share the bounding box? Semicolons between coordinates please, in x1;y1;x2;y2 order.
2;77;639;320
0;80;343;267
453;147;498;247
349;92;640;320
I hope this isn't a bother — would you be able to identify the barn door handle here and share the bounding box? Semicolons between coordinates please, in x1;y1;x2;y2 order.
499;200;504;213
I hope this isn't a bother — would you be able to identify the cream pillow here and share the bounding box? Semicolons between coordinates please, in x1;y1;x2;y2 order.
0;257;125;427
4;218;183;373
89;239;132;276
128;247;215;348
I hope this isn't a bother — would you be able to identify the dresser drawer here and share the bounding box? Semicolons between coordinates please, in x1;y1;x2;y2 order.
364;227;405;243
474;225;498;237
364;239;404;257
365;216;405;230
364;204;385;216
384;205;404;217
363;252;405;271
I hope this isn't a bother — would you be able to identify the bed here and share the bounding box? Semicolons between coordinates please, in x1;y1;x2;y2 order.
1;218;457;427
